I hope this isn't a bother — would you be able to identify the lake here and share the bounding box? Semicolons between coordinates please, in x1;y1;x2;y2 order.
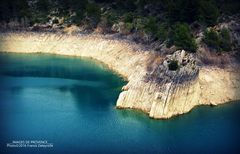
0;53;239;154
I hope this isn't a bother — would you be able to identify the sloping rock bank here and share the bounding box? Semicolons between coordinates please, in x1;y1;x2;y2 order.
0;32;239;119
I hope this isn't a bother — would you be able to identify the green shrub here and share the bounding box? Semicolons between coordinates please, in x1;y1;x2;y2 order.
86;2;101;23
125;22;134;32
122;12;135;23
166;0;199;23
134;16;146;31
203;28;232;52
164;0;220;26
142;17;169;42
71;0;88;11
116;0;137;11
119;22;134;34
156;23;168;41
203;29;220;50
35;0;51;13
105;11;119;26
72;11;84;24
168;60;179;71
219;28;232;51
172;23;197;52
144;16;158;35
30;12;49;24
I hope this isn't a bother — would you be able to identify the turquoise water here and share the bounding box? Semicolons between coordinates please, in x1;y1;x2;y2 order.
0;53;239;154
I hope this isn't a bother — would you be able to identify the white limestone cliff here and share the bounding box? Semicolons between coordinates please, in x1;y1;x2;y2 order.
0;32;239;119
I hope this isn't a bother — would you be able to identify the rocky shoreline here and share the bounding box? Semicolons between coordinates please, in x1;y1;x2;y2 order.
0;32;239;119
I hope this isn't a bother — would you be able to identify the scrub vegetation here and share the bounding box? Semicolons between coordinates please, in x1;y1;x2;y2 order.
0;0;239;53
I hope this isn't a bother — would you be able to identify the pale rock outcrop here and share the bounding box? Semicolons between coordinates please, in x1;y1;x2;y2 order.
0;32;239;119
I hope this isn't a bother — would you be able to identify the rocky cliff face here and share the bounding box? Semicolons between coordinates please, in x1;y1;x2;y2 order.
0;32;239;119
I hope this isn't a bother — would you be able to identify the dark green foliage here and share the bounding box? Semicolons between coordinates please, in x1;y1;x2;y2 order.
0;0;237;27
144;16;158;35
198;0;219;26
168;60;179;71
171;23;197;52
72;0;88;11
134;16;146;31
203;28;232;52
16;0;31;18
122;12;135;23
165;0;220;26
115;0;137;11
219;28;232;51
30;0;52;24
30;14;48;25
142;17;169;42
125;22;134;33
71;11;85;25
35;0;51;13
56;0;87;12
218;0;240;15
166;0;199;23
86;3;101;20
103;10;119;26
0;0;237;26
203;29;220;50
135;0;147;9
0;0;30;21
156;23;168;41
0;0;237;52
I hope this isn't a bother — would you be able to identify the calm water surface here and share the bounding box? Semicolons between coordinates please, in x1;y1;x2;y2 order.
0;53;239;154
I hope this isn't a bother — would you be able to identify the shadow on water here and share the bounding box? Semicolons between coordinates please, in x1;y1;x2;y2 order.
60;85;112;112
0;52;126;114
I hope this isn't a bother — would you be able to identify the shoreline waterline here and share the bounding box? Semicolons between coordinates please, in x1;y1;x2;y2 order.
0;32;240;119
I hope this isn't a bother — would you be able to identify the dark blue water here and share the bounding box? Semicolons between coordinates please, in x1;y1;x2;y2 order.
0;53;239;154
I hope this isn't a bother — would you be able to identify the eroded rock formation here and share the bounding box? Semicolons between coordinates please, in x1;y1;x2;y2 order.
0;32;239;119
